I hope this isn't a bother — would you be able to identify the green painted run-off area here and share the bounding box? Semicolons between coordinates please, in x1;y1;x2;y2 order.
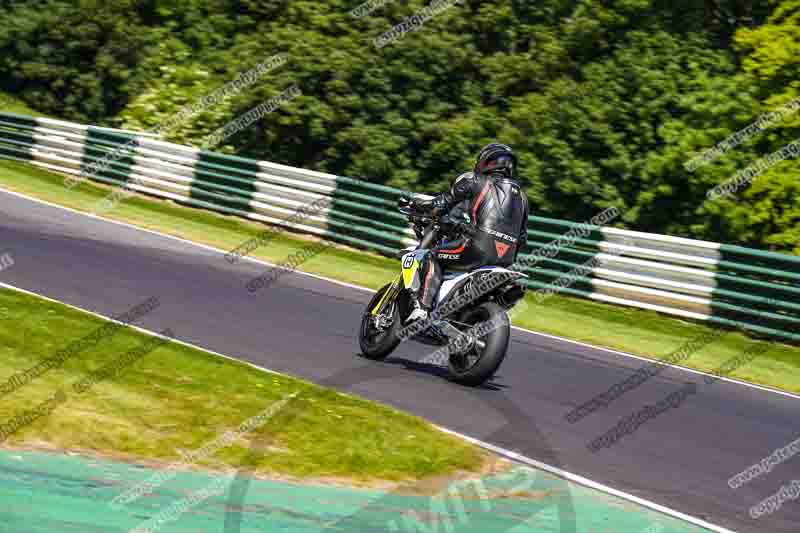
0;450;710;533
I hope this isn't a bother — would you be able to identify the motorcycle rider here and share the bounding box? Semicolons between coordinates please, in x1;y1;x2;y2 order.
406;143;529;323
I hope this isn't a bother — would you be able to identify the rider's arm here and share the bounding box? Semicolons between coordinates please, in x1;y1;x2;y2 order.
444;172;480;207
419;172;480;214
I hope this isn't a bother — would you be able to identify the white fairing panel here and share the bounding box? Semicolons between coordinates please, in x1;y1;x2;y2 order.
435;266;520;305
436;272;472;305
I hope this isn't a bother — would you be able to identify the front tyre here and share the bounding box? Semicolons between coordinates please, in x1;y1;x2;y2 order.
359;283;402;360
448;302;510;386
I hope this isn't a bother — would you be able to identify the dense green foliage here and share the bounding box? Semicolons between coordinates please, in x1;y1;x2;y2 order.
0;0;797;252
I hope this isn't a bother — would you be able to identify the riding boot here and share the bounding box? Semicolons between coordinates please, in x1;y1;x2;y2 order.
406;296;429;324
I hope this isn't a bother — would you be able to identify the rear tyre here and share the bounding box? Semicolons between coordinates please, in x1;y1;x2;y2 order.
359;283;402;360
447;302;510;386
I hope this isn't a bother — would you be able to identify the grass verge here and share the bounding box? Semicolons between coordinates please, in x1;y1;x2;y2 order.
0;287;487;484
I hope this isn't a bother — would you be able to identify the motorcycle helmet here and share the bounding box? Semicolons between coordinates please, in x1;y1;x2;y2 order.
475;143;516;178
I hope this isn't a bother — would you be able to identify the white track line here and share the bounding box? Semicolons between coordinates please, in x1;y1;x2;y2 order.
437;426;736;533
1;185;797;402
0;278;733;532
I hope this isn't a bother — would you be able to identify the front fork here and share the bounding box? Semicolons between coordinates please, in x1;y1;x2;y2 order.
371;275;402;317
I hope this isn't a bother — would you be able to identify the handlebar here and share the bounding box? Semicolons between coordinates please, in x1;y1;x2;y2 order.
398;196;477;246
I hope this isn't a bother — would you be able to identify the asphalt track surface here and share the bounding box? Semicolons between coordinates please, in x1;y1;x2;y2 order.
1;188;798;533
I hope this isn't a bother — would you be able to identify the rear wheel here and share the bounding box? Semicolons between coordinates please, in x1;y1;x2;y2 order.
359;283;402;360
447;302;509;386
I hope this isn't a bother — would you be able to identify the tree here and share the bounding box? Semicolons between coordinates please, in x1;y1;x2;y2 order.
0;0;160;121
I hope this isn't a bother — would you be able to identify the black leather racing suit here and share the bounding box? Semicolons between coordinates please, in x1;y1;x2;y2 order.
416;171;529;309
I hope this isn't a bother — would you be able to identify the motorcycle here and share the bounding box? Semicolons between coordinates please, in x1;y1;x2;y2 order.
358;197;528;386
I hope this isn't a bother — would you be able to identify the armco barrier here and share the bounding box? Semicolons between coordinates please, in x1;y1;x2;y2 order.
0;112;798;343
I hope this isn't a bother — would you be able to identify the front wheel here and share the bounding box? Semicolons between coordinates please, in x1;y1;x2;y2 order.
447;302;510;386
359;283;402;360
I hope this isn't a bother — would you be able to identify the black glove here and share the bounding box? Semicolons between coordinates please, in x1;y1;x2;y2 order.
416;193;449;216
